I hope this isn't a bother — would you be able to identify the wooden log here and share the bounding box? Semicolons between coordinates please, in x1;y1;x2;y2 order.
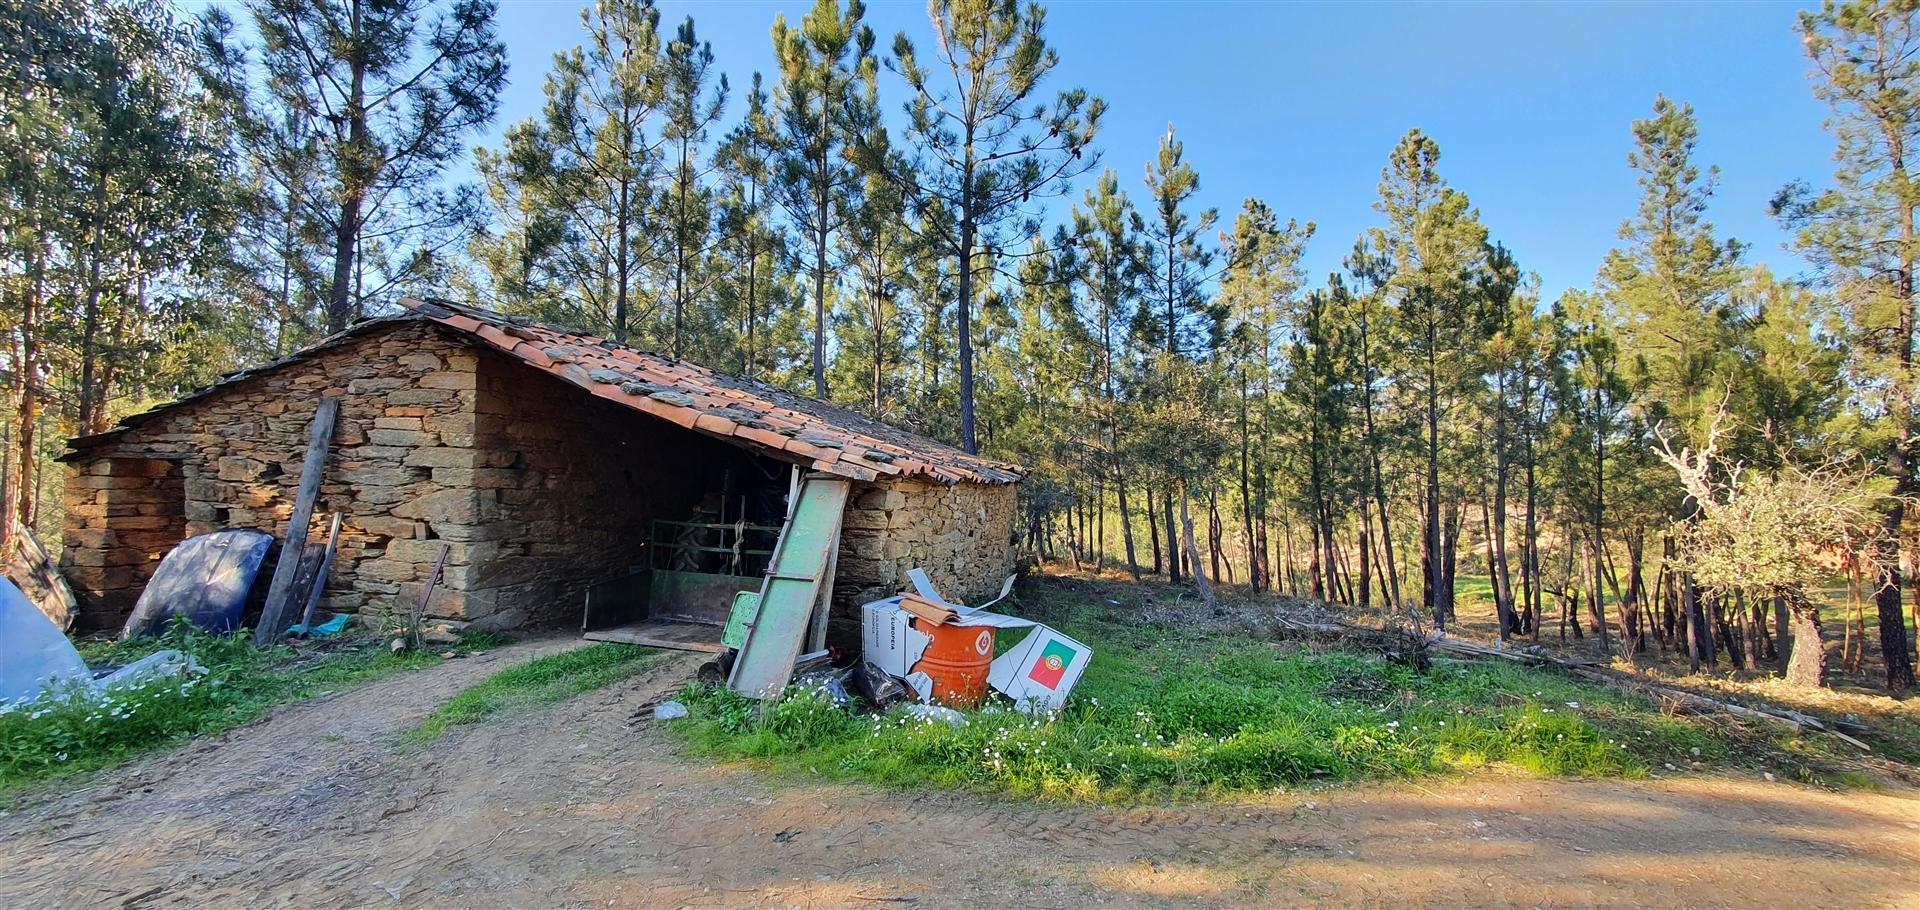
252;397;339;644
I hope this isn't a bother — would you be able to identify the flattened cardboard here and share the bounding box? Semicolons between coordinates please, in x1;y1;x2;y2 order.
987;625;1090;713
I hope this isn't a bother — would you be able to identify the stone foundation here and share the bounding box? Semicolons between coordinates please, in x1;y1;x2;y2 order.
60;457;186;628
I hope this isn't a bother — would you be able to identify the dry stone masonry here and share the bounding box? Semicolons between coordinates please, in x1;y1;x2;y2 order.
60;315;1024;638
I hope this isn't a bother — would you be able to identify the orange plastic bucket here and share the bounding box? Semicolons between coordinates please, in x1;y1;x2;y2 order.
911;618;994;707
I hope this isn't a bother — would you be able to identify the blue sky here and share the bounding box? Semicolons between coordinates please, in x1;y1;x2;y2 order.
486;0;1832;302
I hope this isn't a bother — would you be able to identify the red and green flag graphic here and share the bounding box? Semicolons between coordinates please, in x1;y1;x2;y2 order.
1026;639;1078;690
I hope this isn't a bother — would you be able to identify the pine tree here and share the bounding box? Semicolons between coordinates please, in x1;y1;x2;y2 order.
474;0;666;342
1065;172;1146;576
837;145;915;418
1777;0;1920;690
713;73;787;379
245;0;505;333
1554;289;1630;652
658;15;726;359
2;0;240;545
770;0;871;398
1219;199;1312;592
1135;124;1220;586
1374;129;1490;630
1602;95;1746;671
888;0;1102;454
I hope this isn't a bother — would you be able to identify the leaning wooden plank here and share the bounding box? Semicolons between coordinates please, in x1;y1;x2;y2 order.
805;533;840;652
252;397;340;644
294;513;344;636
408;543;451;649
728;475;850;698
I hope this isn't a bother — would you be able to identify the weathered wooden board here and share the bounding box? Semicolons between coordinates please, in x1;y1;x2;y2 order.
584;619;725;652
727;475;849;698
253;397;339;644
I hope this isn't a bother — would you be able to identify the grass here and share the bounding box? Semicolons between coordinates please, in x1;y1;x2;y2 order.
665;575;1834;802
0;618;448;792
401;643;667;747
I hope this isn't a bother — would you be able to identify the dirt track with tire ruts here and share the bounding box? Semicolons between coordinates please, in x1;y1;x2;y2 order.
3;636;1916;909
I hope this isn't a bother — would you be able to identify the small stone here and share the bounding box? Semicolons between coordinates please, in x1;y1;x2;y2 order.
648;390;695;407
543;346;580;363
588;368;624;384
618;381;653;396
862;450;895;463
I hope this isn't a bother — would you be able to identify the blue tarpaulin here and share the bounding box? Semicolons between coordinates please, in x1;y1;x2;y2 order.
0;577;90;703
120;530;273;638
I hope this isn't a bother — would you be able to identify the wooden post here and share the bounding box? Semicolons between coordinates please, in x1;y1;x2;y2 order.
294;512;344;636
253;397;340;644
409;542;451;648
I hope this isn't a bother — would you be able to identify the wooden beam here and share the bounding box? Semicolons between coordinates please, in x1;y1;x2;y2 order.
253;397;340;644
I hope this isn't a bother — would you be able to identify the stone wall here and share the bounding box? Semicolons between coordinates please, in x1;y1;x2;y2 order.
60;457;186;628
834;476;1020;613
60;321;486;630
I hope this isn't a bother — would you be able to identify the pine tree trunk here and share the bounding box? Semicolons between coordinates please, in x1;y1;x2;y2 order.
1774;594;1792;670
1357;509;1373;611
1237;375;1263;592
1484;497;1514;640
1784;589;1828;688
328;5;369;335
1145;482;1163;576
1281;517;1299;596
1178;478;1214;606
1094;482;1107;573
1879;130;1918;692
5;226;46;544
1207;489;1230;584
1163;475;1181;584
1116;466;1140;580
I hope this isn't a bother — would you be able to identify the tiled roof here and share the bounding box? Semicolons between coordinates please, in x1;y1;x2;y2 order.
401;298;1021;485
66;298;1024;486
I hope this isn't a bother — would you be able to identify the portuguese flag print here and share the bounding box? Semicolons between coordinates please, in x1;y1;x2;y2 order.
1026;638;1078;690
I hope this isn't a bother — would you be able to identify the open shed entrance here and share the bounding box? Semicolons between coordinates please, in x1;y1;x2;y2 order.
578;462;793;652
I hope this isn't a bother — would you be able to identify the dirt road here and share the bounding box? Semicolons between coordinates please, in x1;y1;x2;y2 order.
3;637;1916;910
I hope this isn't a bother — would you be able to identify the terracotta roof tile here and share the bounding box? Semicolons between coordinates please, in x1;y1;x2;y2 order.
389;298;1021;484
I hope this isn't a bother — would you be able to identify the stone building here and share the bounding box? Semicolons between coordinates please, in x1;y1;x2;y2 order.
59;298;1023;646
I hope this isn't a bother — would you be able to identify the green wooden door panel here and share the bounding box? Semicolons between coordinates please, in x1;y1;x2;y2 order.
727;476;850;698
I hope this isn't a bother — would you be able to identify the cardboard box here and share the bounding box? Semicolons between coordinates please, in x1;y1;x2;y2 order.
988;626;1090;712
859;573;1093;712
860;597;930;678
